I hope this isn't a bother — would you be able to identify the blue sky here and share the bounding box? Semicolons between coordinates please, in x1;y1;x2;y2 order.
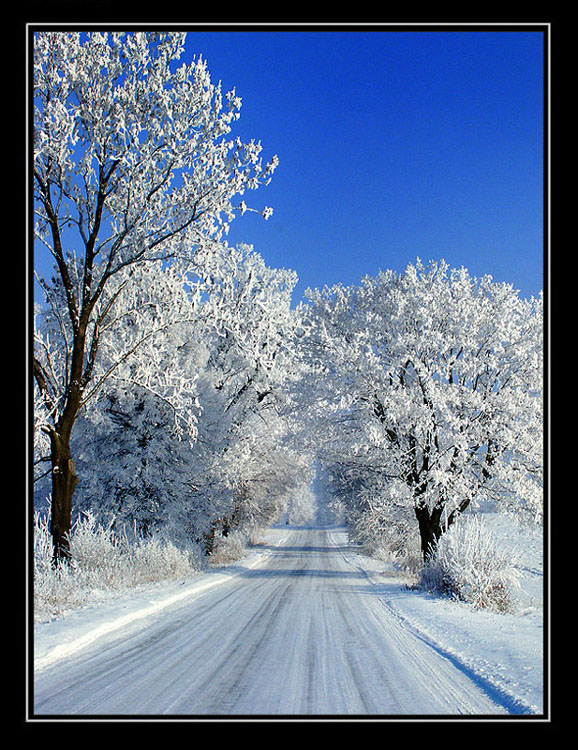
181;29;544;302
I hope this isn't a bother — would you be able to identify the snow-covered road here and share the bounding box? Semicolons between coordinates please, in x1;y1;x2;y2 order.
33;524;523;717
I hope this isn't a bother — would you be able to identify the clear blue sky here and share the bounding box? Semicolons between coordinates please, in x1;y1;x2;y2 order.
181;29;544;302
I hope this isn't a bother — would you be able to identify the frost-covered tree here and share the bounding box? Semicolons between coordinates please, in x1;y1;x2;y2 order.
38;243;303;554
179;242;304;550
33;259;205;544
300;260;543;560
33;31;277;563
39;262;204;536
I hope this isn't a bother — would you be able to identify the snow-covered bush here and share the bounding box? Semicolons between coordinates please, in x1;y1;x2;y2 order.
68;512;132;588
419;514;521;613
34;513;89;618
370;517;423;575
130;534;203;584
209;530;249;564
33;511;202;622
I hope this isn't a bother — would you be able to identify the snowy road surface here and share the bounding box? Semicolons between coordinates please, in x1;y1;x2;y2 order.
34;525;518;717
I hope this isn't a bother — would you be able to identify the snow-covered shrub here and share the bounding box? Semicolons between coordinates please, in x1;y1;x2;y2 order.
372;516;423;575
344;491;422;575
209;530;248;564
33;510;202;622
33;512;92;619
131;534;202;584
419;514;521;613
69;512;132;588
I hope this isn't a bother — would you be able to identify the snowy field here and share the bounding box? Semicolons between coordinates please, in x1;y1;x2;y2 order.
30;514;545;719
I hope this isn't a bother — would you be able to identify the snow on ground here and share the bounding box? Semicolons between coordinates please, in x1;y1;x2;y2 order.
31;517;544;716
341;514;544;715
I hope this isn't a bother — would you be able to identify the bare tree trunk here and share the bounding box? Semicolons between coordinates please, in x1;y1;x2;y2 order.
48;429;78;566
415;499;472;562
415;505;444;562
203;525;216;556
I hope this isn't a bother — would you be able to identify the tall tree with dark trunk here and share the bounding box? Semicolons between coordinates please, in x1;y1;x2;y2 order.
32;31;277;564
